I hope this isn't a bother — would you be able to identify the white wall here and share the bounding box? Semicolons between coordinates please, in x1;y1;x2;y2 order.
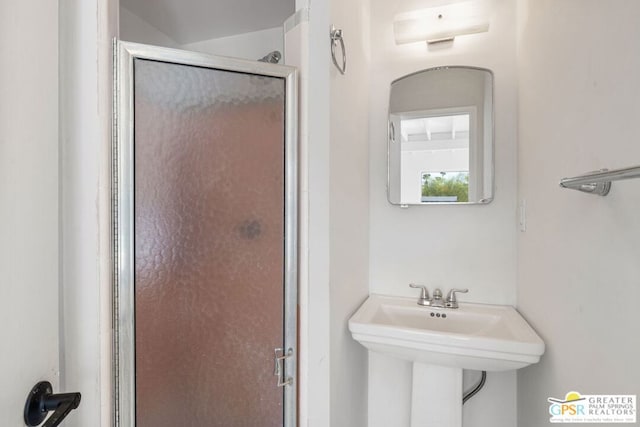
367;0;519;425
329;0;371;426
121;6;282;62
120;6;180;48
0;2;59;424
59;0;117;425
287;1;371;426
305;2;333;421
516;1;640;425
284;4;333;427
183;27;283;62
369;0;518;308
284;7;332;427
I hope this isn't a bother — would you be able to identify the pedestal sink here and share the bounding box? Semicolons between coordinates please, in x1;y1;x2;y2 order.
348;294;545;427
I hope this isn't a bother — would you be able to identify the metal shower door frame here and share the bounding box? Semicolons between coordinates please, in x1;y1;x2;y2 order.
113;40;298;427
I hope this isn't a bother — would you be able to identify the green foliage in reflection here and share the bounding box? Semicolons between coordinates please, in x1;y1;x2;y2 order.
421;172;469;202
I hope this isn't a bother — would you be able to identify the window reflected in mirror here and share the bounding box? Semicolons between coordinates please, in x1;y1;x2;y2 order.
399;113;471;203
422;172;469;203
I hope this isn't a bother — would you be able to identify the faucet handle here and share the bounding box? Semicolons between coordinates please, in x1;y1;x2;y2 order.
445;288;468;308
409;284;431;306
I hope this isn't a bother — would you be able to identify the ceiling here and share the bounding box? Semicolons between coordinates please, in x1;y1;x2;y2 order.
121;0;295;44
401;114;470;143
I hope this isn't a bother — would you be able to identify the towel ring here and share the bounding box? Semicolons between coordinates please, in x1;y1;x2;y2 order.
330;25;346;75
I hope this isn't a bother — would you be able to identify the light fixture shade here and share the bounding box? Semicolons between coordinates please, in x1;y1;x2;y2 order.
393;1;490;45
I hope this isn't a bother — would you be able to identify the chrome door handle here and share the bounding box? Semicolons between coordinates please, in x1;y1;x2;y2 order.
24;381;81;427
274;347;294;387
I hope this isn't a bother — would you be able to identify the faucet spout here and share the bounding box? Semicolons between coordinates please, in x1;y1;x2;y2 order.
430;288;445;308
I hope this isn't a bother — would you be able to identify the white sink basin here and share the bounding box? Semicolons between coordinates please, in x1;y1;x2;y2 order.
349;294;545;371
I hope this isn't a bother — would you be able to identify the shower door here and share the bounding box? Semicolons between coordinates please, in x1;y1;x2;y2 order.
113;42;297;427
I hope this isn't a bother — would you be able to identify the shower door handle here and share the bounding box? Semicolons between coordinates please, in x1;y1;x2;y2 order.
24;381;81;427
274;347;294;387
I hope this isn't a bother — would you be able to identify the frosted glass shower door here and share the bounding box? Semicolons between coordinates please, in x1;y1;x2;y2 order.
114;42;297;427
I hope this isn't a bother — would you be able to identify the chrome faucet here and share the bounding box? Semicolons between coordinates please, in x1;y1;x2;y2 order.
445;288;469;309
409;284;469;309
408;284;431;306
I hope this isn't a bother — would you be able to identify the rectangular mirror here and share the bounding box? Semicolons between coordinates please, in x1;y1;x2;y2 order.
388;66;494;205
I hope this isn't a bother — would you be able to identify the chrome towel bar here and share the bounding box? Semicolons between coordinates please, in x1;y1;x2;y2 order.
559;165;640;196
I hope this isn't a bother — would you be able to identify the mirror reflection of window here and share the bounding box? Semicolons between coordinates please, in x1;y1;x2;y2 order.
421;172;469;202
398;112;473;204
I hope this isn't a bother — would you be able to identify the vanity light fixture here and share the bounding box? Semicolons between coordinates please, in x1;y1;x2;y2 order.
393;0;490;45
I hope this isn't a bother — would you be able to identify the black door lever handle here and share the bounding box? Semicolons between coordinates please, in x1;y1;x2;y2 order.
24;381;81;427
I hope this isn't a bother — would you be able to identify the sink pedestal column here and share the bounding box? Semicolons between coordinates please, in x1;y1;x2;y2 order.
410;363;463;427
